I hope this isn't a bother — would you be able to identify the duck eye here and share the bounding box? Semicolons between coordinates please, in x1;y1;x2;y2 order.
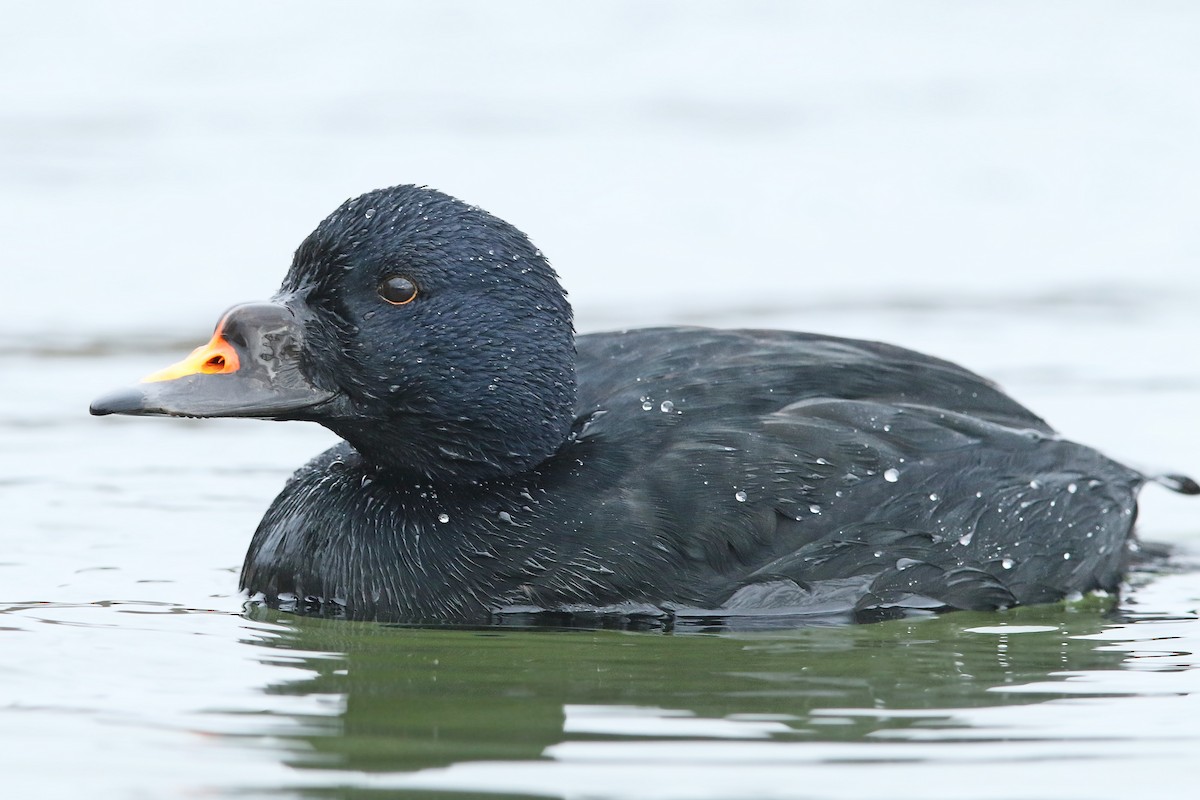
378;275;418;305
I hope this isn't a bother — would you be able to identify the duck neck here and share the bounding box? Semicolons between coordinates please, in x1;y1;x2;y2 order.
324;376;578;484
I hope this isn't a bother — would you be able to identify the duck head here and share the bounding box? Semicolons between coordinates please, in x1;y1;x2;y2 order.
91;185;578;482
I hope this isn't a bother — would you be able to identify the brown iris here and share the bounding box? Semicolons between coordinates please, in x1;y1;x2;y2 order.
378;275;418;305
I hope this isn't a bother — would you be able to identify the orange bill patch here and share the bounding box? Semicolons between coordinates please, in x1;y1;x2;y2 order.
140;331;241;383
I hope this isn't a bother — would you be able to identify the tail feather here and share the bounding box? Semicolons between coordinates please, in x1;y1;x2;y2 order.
1151;472;1200;495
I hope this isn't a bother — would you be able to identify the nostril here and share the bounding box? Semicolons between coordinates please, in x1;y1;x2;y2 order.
203;355;227;373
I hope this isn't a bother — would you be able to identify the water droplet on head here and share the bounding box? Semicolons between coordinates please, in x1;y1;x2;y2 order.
928;493;939;502
364;208;375;219
1067;483;1078;494
958;532;974;546
1029;480;1041;489
883;468;900;483
660;400;675;413
641;400;653;411
437;513;450;523
1063;552;1071;560
808;504;821;514
734;490;748;502
1001;557;1015;569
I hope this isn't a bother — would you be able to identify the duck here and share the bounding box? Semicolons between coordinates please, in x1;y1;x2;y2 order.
90;184;1198;625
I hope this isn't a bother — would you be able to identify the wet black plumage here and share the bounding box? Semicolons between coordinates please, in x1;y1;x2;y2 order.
93;185;1198;624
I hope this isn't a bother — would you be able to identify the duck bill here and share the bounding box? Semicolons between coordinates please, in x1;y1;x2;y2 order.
90;302;338;420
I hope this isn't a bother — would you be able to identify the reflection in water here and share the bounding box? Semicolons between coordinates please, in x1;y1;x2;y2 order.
242;600;1132;786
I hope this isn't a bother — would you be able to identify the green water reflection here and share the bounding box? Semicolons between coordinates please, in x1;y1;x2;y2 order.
244;599;1129;784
